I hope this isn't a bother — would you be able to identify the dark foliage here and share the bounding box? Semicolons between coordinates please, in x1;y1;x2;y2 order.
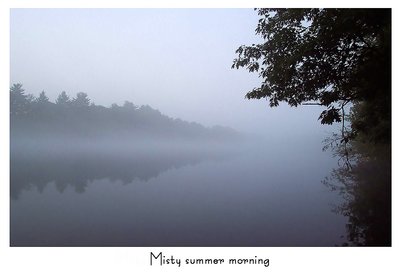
232;8;391;142
233;9;391;246
323;141;391;246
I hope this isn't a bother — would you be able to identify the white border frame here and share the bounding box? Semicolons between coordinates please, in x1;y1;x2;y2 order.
1;1;398;273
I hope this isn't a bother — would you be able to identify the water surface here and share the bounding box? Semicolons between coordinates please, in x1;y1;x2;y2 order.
11;137;347;246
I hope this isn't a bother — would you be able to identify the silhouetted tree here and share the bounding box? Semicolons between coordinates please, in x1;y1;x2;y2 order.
56;91;71;105
71;92;90;108
233;10;391;246
26;94;36;103
36;91;50;104
233;9;390;142
123;101;137;110
10;83;28;116
111;103;119;109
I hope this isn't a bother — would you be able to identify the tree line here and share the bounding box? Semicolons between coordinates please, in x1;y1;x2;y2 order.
10;83;239;141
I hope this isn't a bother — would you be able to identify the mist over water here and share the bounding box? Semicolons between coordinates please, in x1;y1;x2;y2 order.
11;133;347;246
10;9;349;246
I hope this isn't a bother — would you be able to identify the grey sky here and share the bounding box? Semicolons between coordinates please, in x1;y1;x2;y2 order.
10;8;329;136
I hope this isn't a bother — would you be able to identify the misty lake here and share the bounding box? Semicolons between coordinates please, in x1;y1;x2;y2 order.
10;136;347;246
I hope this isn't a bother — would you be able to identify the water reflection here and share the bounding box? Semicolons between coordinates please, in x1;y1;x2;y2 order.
11;146;229;199
323;146;391;246
11;139;347;246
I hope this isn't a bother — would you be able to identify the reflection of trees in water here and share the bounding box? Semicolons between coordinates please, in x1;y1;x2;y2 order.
11;149;225;200
323;143;391;246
